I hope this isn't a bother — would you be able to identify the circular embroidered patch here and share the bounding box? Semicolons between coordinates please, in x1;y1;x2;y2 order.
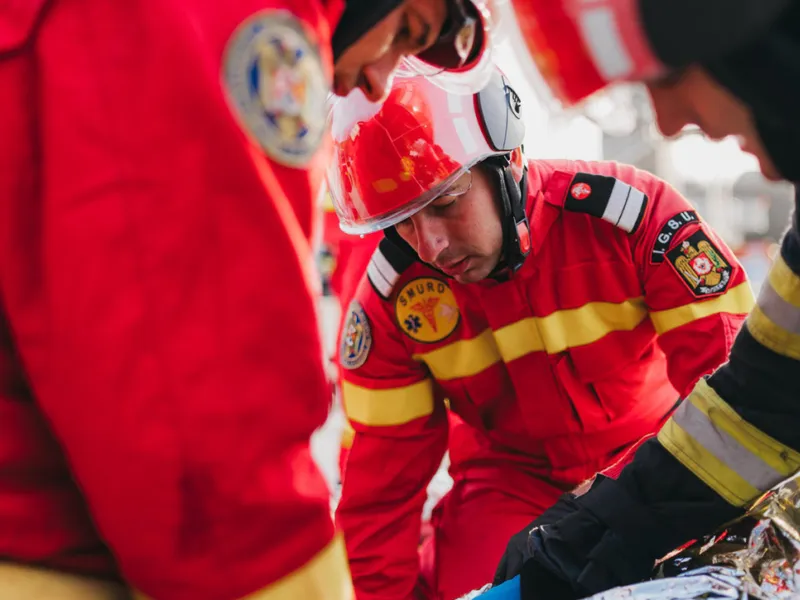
340;301;372;370
570;182;591;200
395;277;460;344
223;11;328;168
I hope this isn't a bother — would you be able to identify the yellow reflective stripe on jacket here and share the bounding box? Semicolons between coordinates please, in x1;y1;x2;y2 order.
341;420;356;450
747;255;800;360
342;379;435;426
649;281;755;335
499;297;648;358
414;329;501;381
134;535;353;600
0;564;129;600
414;298;647;381
658;378;800;507
768;252;800;305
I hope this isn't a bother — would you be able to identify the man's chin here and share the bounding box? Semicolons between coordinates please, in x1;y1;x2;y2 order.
453;268;488;284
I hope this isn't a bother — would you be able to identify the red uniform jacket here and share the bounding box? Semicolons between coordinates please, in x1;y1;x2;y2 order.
322;197;384;311
336;159;754;599
0;1;349;599
320;196;383;469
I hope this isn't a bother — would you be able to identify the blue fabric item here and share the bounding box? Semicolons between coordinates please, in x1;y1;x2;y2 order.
479;576;521;599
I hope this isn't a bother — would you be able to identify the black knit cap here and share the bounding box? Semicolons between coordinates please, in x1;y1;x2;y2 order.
640;0;791;68
332;0;404;61
642;0;800;181
702;2;800;181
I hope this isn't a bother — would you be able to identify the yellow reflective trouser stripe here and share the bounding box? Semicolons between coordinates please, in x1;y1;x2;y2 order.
414;298;648;381
658;379;800;507
649;281;754;335
342;378;435;426
747;255;800;360
135;535;353;600
0;564;130;599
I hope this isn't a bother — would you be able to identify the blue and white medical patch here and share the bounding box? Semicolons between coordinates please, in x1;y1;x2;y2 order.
340;301;372;370
223;11;328;168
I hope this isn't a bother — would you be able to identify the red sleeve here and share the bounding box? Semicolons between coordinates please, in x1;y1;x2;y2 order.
630;171;754;397
0;3;348;599
337;275;448;600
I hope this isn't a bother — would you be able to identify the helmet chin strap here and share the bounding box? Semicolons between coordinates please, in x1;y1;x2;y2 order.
484;155;531;277
383;155;531;280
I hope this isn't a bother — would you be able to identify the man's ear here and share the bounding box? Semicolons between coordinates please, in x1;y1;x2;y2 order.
509;147;525;183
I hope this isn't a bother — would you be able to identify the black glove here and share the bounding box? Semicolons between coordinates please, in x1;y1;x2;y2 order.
496;434;747;599
518;535;579;600
519;513;644;600
492;492;581;586
510;475;677;598
491;521;530;586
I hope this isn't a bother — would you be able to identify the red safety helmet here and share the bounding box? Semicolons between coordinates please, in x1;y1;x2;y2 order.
327;66;526;235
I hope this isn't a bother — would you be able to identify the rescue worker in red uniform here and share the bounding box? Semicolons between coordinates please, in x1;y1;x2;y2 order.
323;201;384;315
326;67;754;600
319;192;381;470
484;2;800;599
0;0;500;598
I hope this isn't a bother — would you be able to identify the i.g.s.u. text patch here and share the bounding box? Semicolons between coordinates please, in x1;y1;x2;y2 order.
651;210;698;263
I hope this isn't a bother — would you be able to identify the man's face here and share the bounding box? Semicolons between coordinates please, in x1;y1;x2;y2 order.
645;65;781;180
394;167;504;284
333;0;450;102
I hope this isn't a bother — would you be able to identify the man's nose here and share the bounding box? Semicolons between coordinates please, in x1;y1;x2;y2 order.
414;216;449;264
358;50;402;102
647;85;690;138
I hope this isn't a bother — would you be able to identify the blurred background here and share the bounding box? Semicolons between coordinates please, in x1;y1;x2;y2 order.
311;3;794;503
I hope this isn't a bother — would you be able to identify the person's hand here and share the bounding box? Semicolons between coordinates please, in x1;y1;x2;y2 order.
494;434;657;587
519;553;577;600
515;474;674;599
491;524;531;587
492;493;581;586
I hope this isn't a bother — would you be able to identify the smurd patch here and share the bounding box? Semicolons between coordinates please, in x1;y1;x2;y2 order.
667;230;732;297
395;277;460;344
340;301;372;370
223;11;327;168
